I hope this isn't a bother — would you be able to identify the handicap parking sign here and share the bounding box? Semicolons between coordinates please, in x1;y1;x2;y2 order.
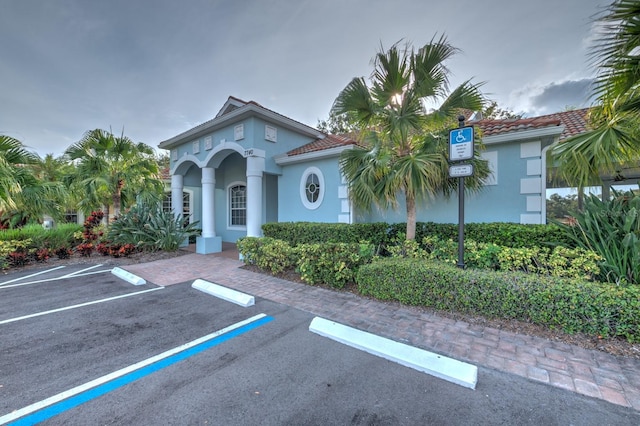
449;126;474;161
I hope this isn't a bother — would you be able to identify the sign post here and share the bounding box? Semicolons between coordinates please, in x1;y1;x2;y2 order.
449;116;474;269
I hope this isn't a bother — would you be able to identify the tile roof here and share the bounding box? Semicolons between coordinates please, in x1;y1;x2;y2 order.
285;109;591;157
286;134;357;156
474;108;590;141
533;108;590;140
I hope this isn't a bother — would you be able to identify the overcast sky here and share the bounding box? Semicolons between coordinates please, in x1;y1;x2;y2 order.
0;0;607;158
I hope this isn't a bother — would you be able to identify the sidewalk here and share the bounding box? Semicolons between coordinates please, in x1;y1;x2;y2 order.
122;252;640;411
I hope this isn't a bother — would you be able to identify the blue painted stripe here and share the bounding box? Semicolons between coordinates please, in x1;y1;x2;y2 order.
8;315;273;426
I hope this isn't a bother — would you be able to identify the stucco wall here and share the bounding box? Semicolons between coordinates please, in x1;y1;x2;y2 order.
277;157;347;223
359;142;536;225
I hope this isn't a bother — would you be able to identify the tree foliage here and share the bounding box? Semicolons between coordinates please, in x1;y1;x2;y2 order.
550;0;640;188
481;101;522;120
332;36;489;240
0;135;67;227
64;129;163;219
546;193;579;222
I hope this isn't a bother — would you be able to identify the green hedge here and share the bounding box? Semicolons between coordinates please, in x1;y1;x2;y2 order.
262;222;390;246
356;258;640;342
387;222;573;248
262;221;573;250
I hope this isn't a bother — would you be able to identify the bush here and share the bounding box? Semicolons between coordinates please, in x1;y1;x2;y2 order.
55;247;73;259
237;237;296;274
238;237;375;288
107;202;200;251
0;240;31;269
356;258;640;342
76;242;94;257
296;242;375;288
7;250;29;267
35;248;52;262
417;236;601;280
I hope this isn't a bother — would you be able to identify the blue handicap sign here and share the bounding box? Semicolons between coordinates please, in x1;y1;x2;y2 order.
449;126;474;161
450;127;473;145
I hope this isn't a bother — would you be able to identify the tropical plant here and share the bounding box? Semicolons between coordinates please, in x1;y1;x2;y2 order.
332;36;489;240
107;202;200;251
550;0;640;188
556;188;640;285
64;129;164;220
0;135;67;226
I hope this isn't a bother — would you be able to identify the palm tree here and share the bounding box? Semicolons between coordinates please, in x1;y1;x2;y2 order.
0;135;67;226
64;129;163;220
550;0;640;188
332;37;488;240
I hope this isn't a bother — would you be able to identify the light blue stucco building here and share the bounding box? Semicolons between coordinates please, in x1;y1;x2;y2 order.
158;96;588;254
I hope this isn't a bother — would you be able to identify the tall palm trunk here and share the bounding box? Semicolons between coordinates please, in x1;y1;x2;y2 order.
113;179;124;218
112;191;122;218
405;192;417;240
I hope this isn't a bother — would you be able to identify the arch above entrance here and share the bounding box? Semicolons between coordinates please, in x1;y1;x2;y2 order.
171;141;248;175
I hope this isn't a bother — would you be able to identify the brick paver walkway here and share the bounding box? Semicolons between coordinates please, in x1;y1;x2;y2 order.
123;252;640;411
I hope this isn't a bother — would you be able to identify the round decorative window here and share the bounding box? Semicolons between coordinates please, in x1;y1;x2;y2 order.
300;167;324;210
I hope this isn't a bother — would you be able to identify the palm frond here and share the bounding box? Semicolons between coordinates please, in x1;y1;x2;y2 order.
550;114;640;187
331;77;378;126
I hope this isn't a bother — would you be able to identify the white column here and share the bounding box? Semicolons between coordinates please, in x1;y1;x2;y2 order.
171;174;184;220
201;167;216;238
246;155;265;237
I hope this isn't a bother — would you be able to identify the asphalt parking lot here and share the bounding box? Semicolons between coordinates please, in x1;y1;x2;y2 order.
1;264;638;425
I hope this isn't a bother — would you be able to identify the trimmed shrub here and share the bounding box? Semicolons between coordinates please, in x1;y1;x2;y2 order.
386;221;573;248
296;242;375;288
356;258;640;342
237;237;296;274
238;237;375;288
262;222;389;246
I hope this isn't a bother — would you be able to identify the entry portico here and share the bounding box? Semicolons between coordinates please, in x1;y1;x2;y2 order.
169;141;266;254
159;96;332;254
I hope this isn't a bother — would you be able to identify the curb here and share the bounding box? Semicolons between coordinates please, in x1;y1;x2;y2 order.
111;267;146;286
192;279;255;307
309;316;478;389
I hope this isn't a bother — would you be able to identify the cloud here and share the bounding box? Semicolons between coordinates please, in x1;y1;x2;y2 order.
509;78;596;116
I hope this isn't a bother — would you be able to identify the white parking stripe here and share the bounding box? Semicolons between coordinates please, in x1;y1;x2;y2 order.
0;269;112;290
0;313;271;425
59;264;105;278
0;287;164;325
0;266;66;287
